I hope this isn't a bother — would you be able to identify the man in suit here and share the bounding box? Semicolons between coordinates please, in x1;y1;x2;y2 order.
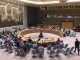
74;38;80;55
28;37;32;43
39;31;43;38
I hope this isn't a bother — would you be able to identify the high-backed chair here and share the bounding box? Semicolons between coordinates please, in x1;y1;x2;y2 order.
70;47;74;54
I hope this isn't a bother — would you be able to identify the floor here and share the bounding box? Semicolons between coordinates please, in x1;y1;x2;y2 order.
0;32;80;60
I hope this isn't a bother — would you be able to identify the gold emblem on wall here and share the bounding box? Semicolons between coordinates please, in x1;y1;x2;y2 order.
6;3;12;21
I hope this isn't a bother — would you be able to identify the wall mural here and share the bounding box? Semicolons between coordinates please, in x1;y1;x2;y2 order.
0;1;23;28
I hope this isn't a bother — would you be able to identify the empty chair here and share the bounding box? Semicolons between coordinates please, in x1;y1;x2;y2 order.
4;40;12;52
19;47;26;57
64;44;68;49
14;47;20;55
62;44;68;53
55;49;61;56
64;48;70;55
70;47;74;54
47;45;52;54
47;45;52;51
0;39;3;49
31;49;37;56
32;44;38;49
8;41;13;53
14;47;26;57
32;44;38;57
38;46;44;57
49;47;55;57
59;41;64;49
72;32;76;37
69;31;76;37
23;42;30;53
8;45;13;53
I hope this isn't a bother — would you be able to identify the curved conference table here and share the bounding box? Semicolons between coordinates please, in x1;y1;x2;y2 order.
17;28;64;43
17;28;64;37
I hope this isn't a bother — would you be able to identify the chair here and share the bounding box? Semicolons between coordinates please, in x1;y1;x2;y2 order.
14;47;20;55
19;48;26;57
38;46;44;57
64;48;70;55
32;49;37;57
64;44;68;49
55;49;61;56
47;45;52;51
49;48;55;57
70;47;74;54
0;38;5;49
8;45;13;53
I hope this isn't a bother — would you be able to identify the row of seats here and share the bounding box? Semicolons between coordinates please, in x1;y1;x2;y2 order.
0;37;75;57
47;44;74;57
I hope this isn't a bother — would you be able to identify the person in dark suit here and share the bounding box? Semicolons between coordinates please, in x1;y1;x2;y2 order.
28;37;32;43
39;31;43;38
74;38;80;55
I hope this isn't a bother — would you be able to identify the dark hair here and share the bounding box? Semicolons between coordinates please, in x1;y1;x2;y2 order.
76;38;78;41
29;37;31;38
23;41;26;43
